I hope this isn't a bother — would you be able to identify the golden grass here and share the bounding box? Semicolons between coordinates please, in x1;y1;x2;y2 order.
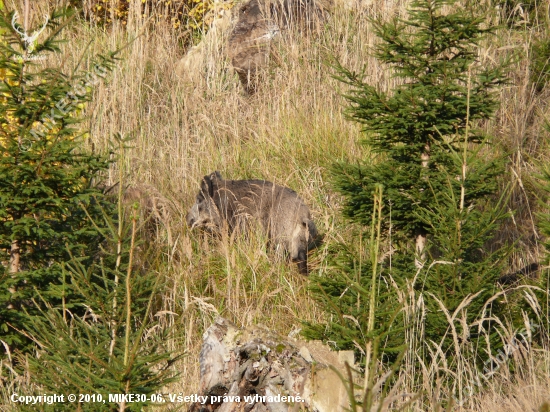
2;0;550;410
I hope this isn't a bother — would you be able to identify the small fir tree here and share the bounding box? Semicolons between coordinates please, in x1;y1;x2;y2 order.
19;201;180;411
306;0;511;365
332;0;506;259
304;187;405;360
0;6;116;351
413;140;510;352
303;188;406;366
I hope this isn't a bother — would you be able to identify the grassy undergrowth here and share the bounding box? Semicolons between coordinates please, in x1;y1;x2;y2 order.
1;0;550;410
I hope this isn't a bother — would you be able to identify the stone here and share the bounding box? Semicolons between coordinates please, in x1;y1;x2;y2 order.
188;317;355;411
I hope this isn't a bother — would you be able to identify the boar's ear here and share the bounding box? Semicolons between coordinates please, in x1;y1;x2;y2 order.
211;171;223;181
201;174;215;198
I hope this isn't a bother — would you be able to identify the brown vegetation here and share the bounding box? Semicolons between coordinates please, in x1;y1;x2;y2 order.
2;0;550;410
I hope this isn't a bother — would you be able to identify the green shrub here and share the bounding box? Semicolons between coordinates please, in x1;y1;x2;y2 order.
0;6;117;352
306;0;513;371
17;196;180;411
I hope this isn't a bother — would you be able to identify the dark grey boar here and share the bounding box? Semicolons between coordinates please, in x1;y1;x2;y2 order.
186;171;318;275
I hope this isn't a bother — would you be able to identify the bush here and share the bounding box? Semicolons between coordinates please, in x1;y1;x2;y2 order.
0;6;117;352
305;0;513;372
17;198;180;411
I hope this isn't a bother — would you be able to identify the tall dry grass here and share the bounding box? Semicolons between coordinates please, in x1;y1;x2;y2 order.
2;0;550;409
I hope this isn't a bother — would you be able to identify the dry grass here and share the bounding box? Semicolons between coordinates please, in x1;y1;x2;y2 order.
473;352;550;411
2;0;550;410
68;0;382;400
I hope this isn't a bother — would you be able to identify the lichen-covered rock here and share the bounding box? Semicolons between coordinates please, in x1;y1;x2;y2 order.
188;317;354;412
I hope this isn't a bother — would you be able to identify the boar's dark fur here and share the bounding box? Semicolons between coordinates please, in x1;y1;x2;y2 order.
186;171;318;274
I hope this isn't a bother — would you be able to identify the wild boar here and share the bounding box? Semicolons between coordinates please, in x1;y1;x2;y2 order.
186;171;318;274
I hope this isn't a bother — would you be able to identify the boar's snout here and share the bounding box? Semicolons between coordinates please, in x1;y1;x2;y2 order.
186;196;220;231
